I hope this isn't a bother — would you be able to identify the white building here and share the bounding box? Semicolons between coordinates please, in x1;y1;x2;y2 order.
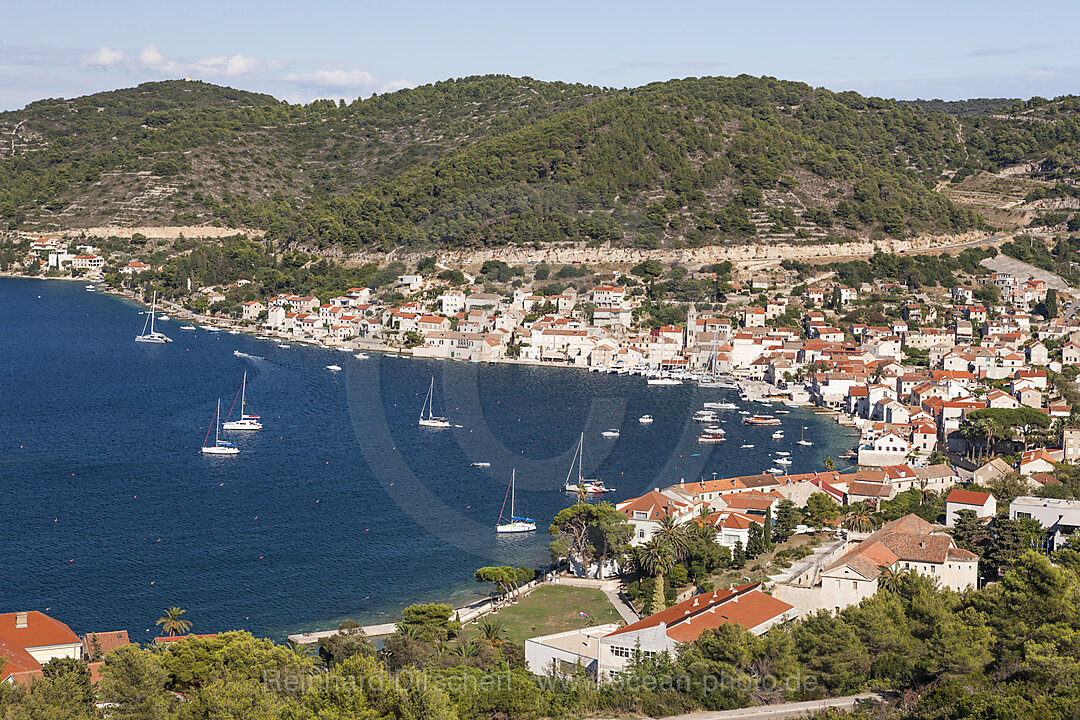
595;584;797;680
1010;496;1080;550
945;488;997;527
524;623;620;678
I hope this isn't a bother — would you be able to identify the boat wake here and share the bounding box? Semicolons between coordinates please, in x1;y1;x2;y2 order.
233;350;265;361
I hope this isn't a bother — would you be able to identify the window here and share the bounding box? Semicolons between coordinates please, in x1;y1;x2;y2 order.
852;581;857;590
610;646;631;658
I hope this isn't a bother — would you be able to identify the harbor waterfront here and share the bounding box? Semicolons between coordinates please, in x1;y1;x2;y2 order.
0;277;852;641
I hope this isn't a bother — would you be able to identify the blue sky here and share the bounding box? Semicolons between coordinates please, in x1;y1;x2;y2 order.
2;0;1078;110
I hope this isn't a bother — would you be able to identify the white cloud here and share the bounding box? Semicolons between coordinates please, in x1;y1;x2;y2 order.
284;69;378;88
192;53;272;77
84;47;125;68
138;43;183;75
379;79;415;94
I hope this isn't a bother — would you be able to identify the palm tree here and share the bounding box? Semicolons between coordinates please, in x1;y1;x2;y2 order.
476;618;506;647
155;607;192;637
878;562;912;593
638;537;676;614
823;456;835;472
451;640;480;657
842;504;876;533
654;516;688;561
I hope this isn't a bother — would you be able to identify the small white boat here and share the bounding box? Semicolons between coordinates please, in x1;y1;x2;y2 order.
205;326;221;333
222;371;262;431
201;399;239;455
354;353;370;360
496;470;535;533
85;287;95;292
601;429;620;439
798;426;813;446
776;457;793;465
772;430;785;439
766;467;784;475
638;415;654;424
157;314;170;321
180;325;196;331
775;451;791;457
646;376;682;386
740;444;755;449
738;410;751;416
703;402;739;410
470;461;491;468
326;365;342;372
697;432;726;444
277;343;291;349
775;410;790;414
418;376;451;428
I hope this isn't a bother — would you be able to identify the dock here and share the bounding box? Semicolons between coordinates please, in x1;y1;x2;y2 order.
288;622;397;645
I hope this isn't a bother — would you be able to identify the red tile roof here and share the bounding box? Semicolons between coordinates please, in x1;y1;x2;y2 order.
946;489;992;506
605;583;793;643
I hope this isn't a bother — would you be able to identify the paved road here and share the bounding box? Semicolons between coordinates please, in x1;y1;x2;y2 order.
646;693;888;720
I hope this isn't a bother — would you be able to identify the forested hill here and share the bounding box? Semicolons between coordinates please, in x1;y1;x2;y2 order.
3;75;1080;250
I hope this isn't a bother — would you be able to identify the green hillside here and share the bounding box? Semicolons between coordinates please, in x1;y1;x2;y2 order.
4;75;1080;249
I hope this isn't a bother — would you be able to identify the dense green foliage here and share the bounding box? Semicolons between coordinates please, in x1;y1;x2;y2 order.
3;74;1023;250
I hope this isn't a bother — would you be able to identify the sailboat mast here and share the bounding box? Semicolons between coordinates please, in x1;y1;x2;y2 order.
240;372;247;416
510;470;516;518
215;399;221;444
578;432;584;483
149;292;156;334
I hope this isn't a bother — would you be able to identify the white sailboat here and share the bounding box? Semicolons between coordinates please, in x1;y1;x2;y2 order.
418;377;451;428
134;292;172;344
563;433;614;494
797;426;814;446
496;470;536;533
201;399;239;455
223;371;262;431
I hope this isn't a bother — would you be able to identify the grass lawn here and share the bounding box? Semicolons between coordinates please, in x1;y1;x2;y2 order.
462;585;623;647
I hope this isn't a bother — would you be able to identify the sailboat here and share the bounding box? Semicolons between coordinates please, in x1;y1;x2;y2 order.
201;399;239;455
563;433;614;494
797;426;813;446
418;377;451;428
134;292;172;344
223;371;262;431
496;470;536;533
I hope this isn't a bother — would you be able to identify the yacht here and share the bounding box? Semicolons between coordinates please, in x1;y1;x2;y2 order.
776;457;793;465
201;399;239;455
693;411;718;423
496;470;535;533
418;376;451;428
326;365;342;372
697;428;726;443
563;433;614;494
180;325;196;331
222;371;262;431
703;402;739;410
601;428;621;439
638;415;654;424
134;292;172;344
772;430;785;439
646;375;682;386
354;352;370;360
157;314;170;322
744;415;781;426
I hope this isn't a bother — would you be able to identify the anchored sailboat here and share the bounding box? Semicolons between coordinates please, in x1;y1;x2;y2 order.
134;291;172;344
798;426;813;446
201;399;239;455
418;377;450;428
563;433;614;494
223;371;262;431
496;470;535;533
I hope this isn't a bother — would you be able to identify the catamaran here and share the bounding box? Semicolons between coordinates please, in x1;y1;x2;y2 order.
134;292;172;344
223;371;262;431
201;399;239;455
798;426;814;446
418;376;451;428
563;433;614;494
496;470;536;533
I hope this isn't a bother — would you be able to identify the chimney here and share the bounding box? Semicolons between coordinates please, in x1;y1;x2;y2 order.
15;612;28;629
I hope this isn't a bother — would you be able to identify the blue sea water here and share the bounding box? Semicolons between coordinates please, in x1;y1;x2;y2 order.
0;277;856;641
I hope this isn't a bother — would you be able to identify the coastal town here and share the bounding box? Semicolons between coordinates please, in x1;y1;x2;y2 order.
7;228;1080;705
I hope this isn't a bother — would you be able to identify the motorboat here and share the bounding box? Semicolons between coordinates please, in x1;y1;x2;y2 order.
470;461;491;468
354;353;370;360
646;376;682;386
601;429;621;439
740;444;755;449
703;402;739;410
744;415;781;426
180;325;196;331
326;365;342;372
772;430;785;439
638;415;654;424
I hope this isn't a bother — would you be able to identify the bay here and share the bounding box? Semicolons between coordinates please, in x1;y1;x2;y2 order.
0;277;854;641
